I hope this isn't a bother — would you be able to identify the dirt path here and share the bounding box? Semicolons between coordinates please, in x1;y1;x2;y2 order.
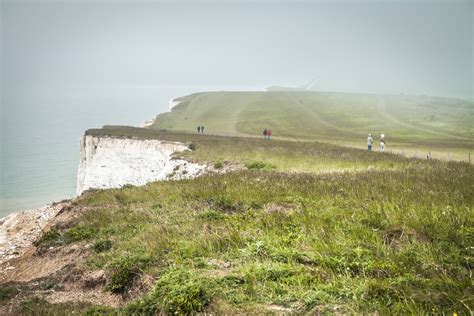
286;93;358;136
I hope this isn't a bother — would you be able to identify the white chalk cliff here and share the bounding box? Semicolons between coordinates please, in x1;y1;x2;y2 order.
76;135;205;195
169;98;183;111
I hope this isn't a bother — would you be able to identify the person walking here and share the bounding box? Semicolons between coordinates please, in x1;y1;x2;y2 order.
380;134;385;152
197;126;201;133
201;126;205;133
263;129;268;140
267;129;272;140
367;133;373;151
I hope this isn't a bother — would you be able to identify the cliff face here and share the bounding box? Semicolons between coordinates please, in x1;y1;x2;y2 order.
169;98;183;111
76;135;205;195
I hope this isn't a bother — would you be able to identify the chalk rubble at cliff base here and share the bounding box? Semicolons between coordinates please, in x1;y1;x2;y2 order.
0;202;69;265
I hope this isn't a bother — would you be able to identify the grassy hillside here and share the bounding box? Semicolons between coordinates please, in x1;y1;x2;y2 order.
3;128;473;314
151;91;473;160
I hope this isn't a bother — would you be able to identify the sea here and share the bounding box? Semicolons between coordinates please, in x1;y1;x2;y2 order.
0;84;251;218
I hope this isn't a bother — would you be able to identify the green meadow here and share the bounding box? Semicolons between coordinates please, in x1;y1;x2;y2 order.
152;91;473;160
10;127;473;315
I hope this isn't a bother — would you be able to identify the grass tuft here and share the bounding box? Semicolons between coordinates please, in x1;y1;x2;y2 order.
105;253;152;293
245;161;276;170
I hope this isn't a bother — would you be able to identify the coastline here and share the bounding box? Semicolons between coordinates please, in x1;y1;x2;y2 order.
0;104;170;262
0;201;71;265
1;95;183;224
139;97;183;128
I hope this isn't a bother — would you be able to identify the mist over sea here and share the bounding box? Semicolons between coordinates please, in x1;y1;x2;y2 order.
0;84;253;217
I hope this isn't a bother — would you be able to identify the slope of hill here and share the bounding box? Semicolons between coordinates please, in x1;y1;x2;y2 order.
1;128;473;314
151;91;473;160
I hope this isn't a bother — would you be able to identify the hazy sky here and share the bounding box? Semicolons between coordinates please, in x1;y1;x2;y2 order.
1;0;473;99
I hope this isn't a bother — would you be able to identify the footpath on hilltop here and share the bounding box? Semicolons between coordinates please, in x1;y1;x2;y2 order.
153;91;473;161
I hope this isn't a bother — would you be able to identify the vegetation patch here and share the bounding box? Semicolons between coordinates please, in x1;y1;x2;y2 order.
16;297;97;316
245;161;276;170
127;268;214;315
105;253;152;293
0;285;18;302
213;161;224;169
34;224;96;249
93;239;113;253
63;224;95;243
34;229;64;247
11;128;474;314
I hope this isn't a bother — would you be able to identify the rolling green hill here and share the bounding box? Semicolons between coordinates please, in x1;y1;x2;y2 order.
152;91;473;160
3;91;473;315
4;128;472;315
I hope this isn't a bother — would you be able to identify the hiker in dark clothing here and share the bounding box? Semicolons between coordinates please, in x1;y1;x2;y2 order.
201;126;205;133
197;126;201;133
263;129;268;140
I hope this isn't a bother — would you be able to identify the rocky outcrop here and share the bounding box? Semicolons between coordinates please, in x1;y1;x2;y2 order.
76;135;206;195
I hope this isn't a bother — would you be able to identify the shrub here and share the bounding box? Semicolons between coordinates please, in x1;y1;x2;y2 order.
126;269;213;315
34;225;95;248
0;286;17;302
157;269;213;314
93;239;113;253
34;229;64;247
188;142;198;151
105;254;152;293
63;225;95;243
214;161;224;169
245;161;276;170
17;297;50;315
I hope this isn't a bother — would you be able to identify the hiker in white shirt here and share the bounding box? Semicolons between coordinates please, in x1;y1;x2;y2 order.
367;133;374;151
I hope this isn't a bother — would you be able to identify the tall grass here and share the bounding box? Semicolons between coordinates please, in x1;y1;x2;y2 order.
38;155;474;314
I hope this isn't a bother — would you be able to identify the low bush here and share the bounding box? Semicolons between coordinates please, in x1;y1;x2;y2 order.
213;161;224;169
93;239;113;253
63;225;95;243
34;229;64;247
127;268;214;315
105;254;152;293
245;161;276;170
0;286;18;302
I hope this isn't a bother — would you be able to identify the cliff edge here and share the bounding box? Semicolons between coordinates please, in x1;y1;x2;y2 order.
76;134;206;195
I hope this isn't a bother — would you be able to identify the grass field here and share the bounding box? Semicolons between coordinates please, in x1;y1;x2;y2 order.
6;128;472;315
151;91;473;161
3;91;473;314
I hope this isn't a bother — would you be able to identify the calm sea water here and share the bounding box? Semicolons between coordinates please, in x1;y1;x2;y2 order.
1;84;227;217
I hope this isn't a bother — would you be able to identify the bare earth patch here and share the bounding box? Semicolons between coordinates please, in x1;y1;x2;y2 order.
0;201;130;313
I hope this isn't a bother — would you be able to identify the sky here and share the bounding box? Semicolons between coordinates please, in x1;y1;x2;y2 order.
1;0;473;101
